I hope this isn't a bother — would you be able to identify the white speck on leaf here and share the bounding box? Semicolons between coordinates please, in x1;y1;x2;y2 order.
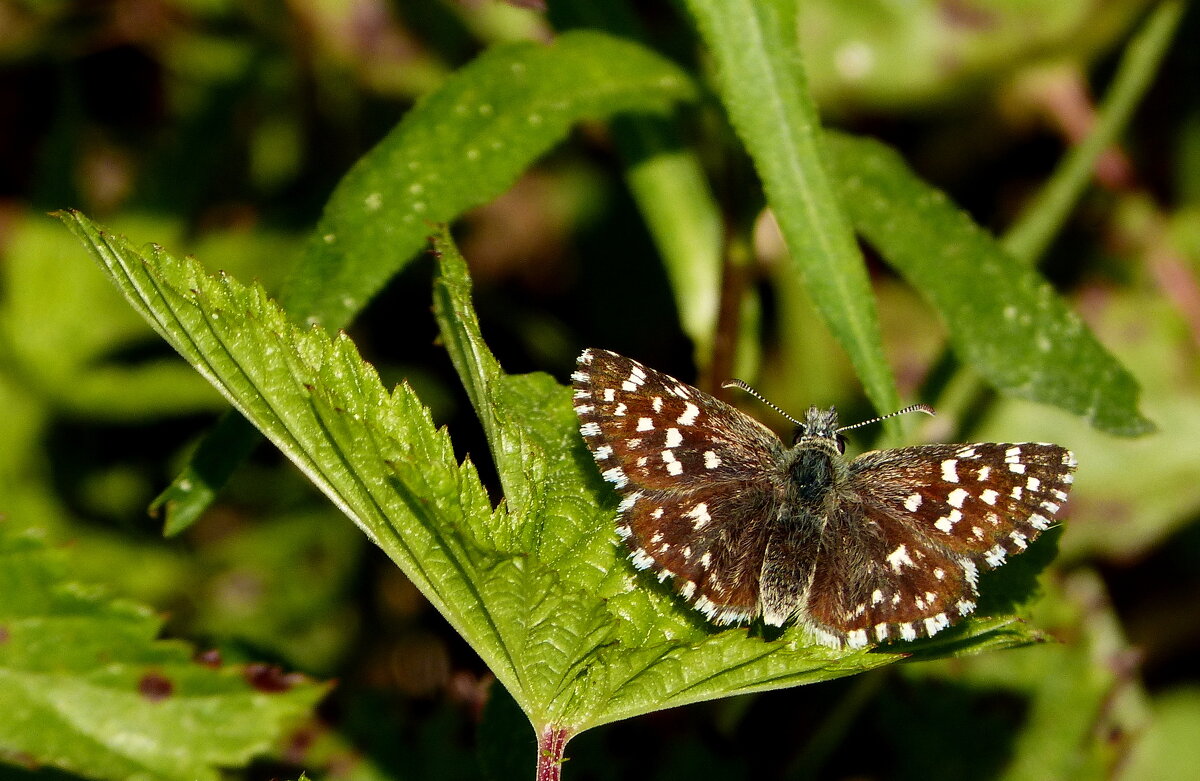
834;41;874;80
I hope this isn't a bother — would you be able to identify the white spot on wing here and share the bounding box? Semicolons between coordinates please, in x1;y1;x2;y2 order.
601;467;628;488
941;459;959;483
704;450;722;469
687;502;711;529
904;493;922;512
886;544;915;572
637;417;654;431
924;613;949;636
947;488;970;508
677;402;700;425
665;428;683;447
980;489;999;505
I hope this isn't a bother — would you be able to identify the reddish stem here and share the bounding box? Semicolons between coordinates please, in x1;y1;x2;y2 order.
535;724;572;781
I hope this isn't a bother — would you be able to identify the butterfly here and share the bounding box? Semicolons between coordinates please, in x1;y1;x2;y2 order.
571;348;1076;649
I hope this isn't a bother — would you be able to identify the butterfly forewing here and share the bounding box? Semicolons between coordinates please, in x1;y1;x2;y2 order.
572;348;786;622
849;443;1075;569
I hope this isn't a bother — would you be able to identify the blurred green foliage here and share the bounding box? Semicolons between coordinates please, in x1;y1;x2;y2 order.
1;0;1198;779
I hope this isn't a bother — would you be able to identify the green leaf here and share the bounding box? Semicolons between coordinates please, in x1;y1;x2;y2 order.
156;29;698;536
58;210;529;706
0;526;326;781
62;211;1049;748
281;30;696;329
682;0;901;433
825;131;1153;437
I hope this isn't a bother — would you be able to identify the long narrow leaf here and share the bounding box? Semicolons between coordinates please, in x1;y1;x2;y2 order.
682;0;901;430
283;30;696;329
826;132;1153;436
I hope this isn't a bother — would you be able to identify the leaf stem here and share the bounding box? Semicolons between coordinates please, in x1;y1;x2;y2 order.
1002;0;1185;264
535;725;571;781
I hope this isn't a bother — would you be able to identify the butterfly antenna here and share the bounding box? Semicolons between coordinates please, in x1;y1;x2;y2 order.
836;404;935;434
722;379;803;427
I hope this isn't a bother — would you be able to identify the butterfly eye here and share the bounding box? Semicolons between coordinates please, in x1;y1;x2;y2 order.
836;434;848;454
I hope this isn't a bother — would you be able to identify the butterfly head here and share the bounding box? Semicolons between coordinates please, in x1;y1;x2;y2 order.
792;406;847;453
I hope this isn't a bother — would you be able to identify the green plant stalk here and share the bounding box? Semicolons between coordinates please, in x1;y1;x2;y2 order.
931;1;1181;435
1003;0;1185;264
683;0;903;439
536;725;571;781
616;115;724;370
550;1;725;370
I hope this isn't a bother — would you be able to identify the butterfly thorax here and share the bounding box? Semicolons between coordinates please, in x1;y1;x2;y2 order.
786;407;849;509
